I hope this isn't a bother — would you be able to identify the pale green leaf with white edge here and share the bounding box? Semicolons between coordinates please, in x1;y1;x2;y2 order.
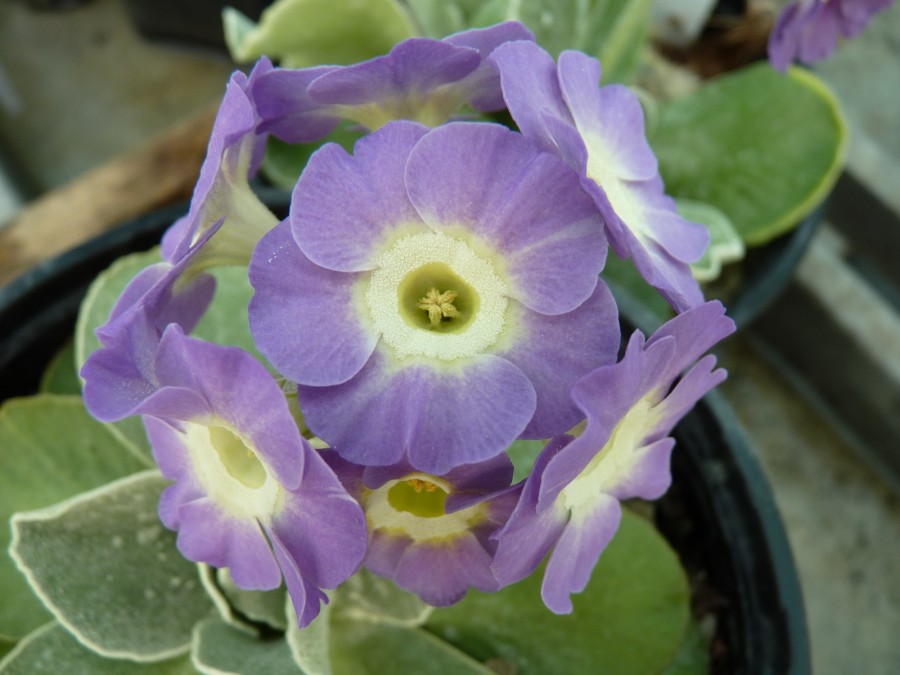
332;569;432;626
231;0;417;67
677;199;746;282
190;618;297;675
222;8;258;63
10;471;214;662
330;617;494;675
506;439;545;483
0;622;196;675
0;395;149;640
197;564;258;637
286;596;331;675
426;509;690;675
651;63;848;246
217;568;288;632
192;266;267;365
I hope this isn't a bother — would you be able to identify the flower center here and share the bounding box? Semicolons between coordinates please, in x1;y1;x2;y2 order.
366;231;508;361
387;477;449;518
208;425;267;489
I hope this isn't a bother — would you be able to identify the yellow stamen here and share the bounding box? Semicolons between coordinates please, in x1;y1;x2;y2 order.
417;287;459;327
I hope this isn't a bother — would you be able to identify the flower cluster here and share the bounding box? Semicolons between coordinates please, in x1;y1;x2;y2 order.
82;23;734;628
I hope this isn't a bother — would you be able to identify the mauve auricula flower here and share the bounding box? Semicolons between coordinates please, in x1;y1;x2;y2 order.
128;325;367;627
251;21;534;143
768;0;894;71
162;57;279;268
249;120;618;475
325;451;519;606
491;301;735;613
491;41;709;312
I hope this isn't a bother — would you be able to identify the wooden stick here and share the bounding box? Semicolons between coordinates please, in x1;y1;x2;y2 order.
0;104;216;286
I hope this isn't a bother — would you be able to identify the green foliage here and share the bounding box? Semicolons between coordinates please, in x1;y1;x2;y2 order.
0;396;149;640
224;0;417;68
9;472;213;661
652;64;848;246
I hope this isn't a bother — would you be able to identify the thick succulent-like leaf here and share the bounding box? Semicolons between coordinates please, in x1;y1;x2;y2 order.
286;596;331;675
426;509;690;674
191;618;296;675
38;341;81;395
0;623;195;674
224;0;417;67
652;63;847;246
470;0;653;82
678;199;745;282
332;569;432;626
0;395;149;640
217;568;288;632
9;471;213;661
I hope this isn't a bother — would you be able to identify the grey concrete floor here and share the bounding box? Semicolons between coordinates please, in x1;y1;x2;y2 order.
1;1;899;673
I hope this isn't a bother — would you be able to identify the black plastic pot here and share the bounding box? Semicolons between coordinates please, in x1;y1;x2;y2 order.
0;205;808;673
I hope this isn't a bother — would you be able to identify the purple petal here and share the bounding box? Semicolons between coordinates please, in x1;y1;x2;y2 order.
541;495;621;614
497;282;619;439
557;53;657;181
290;121;429;273
308;39;480;106
491;435;571;586
405;122;606;315
175;498;282;590
490;40;572;154
266;526;330;628
269;451;368;589
252;66;341;143
605;437;676;502
647;300;734;384
298;349;536;474
248;220;379;386
393;536;498;606
443;22;536;111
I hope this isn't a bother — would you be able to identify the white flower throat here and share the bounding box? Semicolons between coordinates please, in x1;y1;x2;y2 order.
365;231;509;361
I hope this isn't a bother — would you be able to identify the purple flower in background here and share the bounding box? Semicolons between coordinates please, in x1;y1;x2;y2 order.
325;451;519;606
130;326;367;627
768;0;894;71
252;22;534;143
491;42;709;312
249;120;617;475
491;301;735;613
162;58;279;268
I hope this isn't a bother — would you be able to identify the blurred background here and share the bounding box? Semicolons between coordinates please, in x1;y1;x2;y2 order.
1;1;898;672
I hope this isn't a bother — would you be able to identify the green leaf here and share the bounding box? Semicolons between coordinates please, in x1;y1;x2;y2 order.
469;0;652;83
425;509;690;675
678;199;746;282
602;253;674;334
403;0;467;37
38;341;81;395
0;395;149;640
332;569;432;626
9;471;214;661
0;623;196;675
191;266;266;365
286;596;332;675
651;63;848;246
217;568;288;632
660;618;710;675
222;7;258;62
0;638;14;662
330;618;493;675
261;125;365;192
505;439;545;483
229;0;417;67
191;618;297;675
